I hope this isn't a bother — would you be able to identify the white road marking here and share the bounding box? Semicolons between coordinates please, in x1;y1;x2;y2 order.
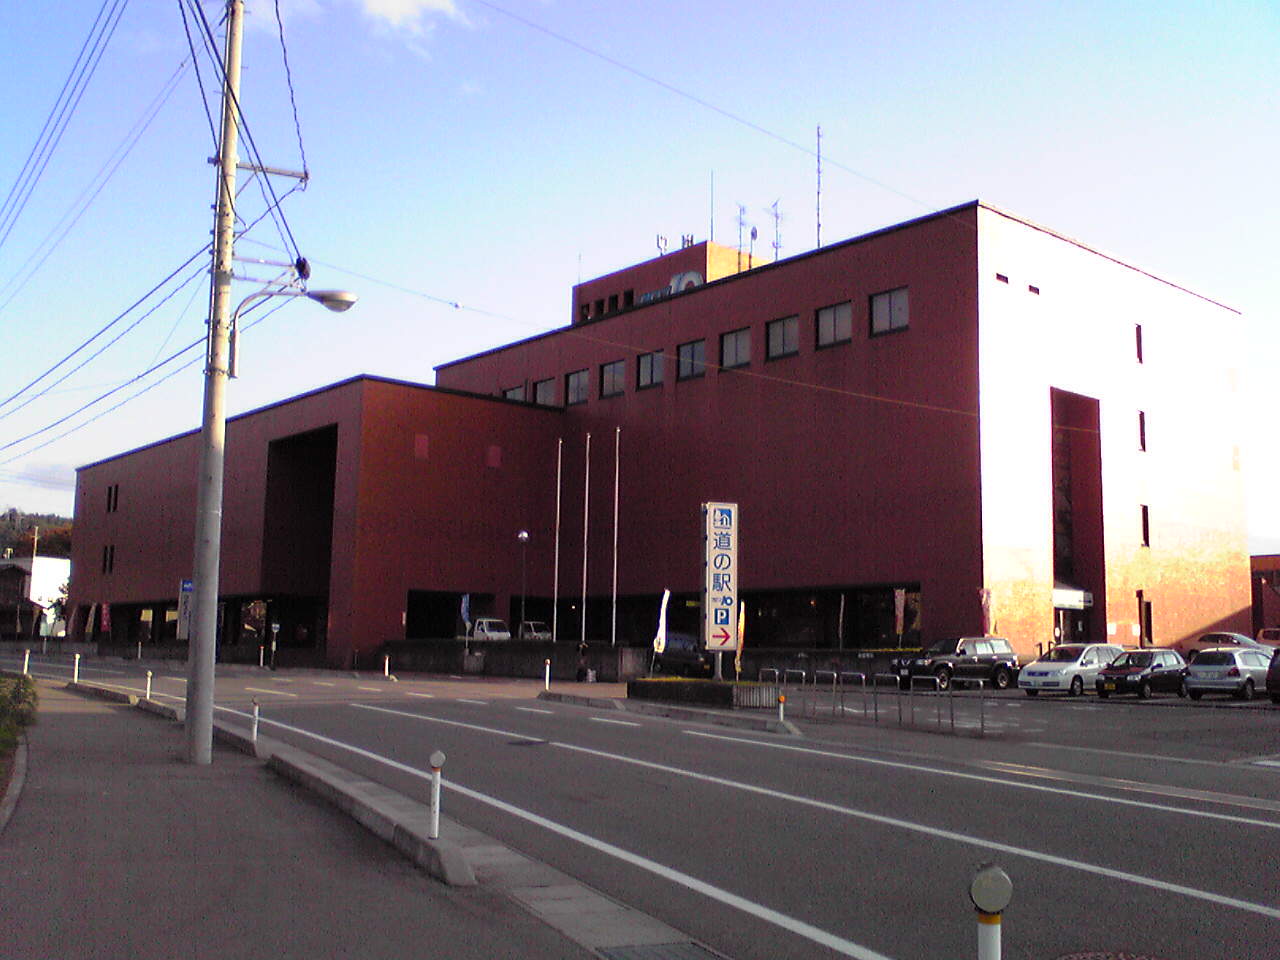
1253;760;1280;769
406;692;435;698
1024;741;1236;768
244;686;298;698
356;686;383;692
342;703;1280;917
313;681;336;687
590;717;641;727
685;731;1280;828
219;705;894;960
516;707;553;715
457;698;488;705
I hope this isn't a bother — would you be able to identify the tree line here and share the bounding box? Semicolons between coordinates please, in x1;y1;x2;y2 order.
0;508;72;559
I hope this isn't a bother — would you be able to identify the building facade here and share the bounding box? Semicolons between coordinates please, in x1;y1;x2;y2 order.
70;201;1251;667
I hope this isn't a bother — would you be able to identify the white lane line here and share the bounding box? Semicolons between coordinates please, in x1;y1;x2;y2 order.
516;707;553;715
219;705;893;960
590;717;641;727
1024;741;1236;768
457;698;488;705
346;704;1280;918
313;681;336;687
356;686;383;692
1253;760;1280;769
165;677;188;683
685;732;1280;829
406;692;435;699
244;686;298;698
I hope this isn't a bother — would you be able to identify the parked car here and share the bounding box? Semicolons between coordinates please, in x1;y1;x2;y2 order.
1018;643;1125;697
516;620;552;641
653;632;712;677
1095;649;1187;699
1256;627;1280;646
1268;649;1280;705
465;618;511;641
1174;631;1273;659
1186;646;1272;701
889;637;1020;691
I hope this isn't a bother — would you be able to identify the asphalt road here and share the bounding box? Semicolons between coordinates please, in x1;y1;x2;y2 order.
8;652;1280;960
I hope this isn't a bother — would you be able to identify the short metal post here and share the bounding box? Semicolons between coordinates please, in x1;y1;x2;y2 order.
146;670;153;700
73;652;80;684
777;694;786;723
428;750;446;839
383;654;390;678
251;699;259;743
544;658;551;691
949;681;956;733
979;680;986;736
970;864;1011;960
22;649;30;675
258;644;264;668
136;641;142;660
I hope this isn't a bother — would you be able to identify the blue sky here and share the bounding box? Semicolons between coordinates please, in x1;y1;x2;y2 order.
1;0;1277;548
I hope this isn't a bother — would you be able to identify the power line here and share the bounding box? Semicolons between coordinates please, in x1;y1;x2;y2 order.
273;0;308;178
0;244;210;416
0;0;130;256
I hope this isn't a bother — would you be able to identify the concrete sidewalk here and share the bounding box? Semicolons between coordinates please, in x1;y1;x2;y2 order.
0;681;596;960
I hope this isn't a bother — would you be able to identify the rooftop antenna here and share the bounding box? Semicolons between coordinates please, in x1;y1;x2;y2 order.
748;225;757;269
656;234;668;256
736;203;747;272
767;199;782;262
816;124;823;249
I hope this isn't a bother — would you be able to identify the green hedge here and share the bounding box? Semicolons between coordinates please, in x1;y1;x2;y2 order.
0;675;38;754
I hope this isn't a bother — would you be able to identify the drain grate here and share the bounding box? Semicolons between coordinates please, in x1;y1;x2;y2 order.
598;942;726;960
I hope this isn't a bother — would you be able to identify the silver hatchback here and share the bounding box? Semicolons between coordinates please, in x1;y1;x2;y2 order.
1185;647;1272;701
1018;643;1126;697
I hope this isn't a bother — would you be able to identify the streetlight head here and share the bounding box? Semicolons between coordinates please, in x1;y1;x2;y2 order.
307;289;358;313
517;530;530;543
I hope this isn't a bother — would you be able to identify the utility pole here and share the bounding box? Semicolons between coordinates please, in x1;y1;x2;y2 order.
186;0;244;765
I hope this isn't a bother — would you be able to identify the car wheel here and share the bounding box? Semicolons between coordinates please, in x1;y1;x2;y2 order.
1177;678;1188;698
1189;689;1203;701
1069;676;1084;697
1237;679;1255;701
1139;680;1152;699
1024;689;1038;697
934;668;952;691
993;667;1012;690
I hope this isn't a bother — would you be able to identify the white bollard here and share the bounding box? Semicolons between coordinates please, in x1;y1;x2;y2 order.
258;645;264;668
544;658;551;691
23;649;30;675
251;699;260;743
145;670;153;700
73;652;81;684
970;864;1012;960
384;654;390;678
137;641;142;660
778;694;786;723
428;750;446;839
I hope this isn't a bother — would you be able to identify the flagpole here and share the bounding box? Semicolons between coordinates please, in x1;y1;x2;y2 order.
581;432;591;651
552;438;562;644
611;425;620;647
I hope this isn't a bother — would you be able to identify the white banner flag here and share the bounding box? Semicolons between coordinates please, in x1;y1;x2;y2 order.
653;588;670;654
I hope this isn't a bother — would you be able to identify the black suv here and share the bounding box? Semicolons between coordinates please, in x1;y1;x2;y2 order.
890;637;1020;691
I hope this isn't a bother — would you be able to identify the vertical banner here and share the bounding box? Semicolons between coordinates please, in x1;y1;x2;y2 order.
893;588;906;637
979;588;992;636
176;580;193;641
703;501;739;651
734;599;746;680
460;593;471;632
653;588;670;654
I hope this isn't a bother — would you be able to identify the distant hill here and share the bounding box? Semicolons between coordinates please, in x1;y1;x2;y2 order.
0;508;73;559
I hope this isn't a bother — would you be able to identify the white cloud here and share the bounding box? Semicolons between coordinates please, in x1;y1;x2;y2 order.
360;0;460;31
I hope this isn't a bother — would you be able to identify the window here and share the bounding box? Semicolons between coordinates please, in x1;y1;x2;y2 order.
600;360;625;397
101;544;115;574
594;298;604;317
637;351;664;389
607;294;619;313
1135;324;1144;363
720;328;750;369
816;301;852;347
677;339;706;379
870;287;909;335
1141;504;1150;547
995;273;1009;284
578;304;590;323
766;315;799;359
503;385;525;401
565;369;589;405
106;483;119;513
533;378;556;406
1138;411;1147;452
1028;285;1040;295
623;289;635;308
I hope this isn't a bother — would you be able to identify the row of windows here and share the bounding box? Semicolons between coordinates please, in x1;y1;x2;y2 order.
506;287;909;405
106;483;120;513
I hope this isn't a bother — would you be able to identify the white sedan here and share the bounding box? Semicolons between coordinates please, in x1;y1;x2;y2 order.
1018;643;1125;697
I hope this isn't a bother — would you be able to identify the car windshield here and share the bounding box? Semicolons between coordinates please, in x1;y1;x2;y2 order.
1044;646;1086;662
1112;652;1152;668
1190;650;1234;666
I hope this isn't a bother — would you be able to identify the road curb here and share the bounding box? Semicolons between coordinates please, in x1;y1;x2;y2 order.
538;691;625;710
64;681;137;705
0;734;28;835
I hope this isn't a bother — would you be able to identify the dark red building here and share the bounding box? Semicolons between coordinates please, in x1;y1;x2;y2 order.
71;202;1251;668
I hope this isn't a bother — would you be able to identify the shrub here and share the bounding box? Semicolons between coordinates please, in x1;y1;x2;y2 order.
1;675;38;728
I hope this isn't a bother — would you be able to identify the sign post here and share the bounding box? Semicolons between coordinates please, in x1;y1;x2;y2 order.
176;579;194;641
703;502;739;680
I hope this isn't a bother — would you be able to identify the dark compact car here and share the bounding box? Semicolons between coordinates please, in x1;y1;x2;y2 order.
1095;649;1188;699
652;632;713;677
890;637;1020;691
